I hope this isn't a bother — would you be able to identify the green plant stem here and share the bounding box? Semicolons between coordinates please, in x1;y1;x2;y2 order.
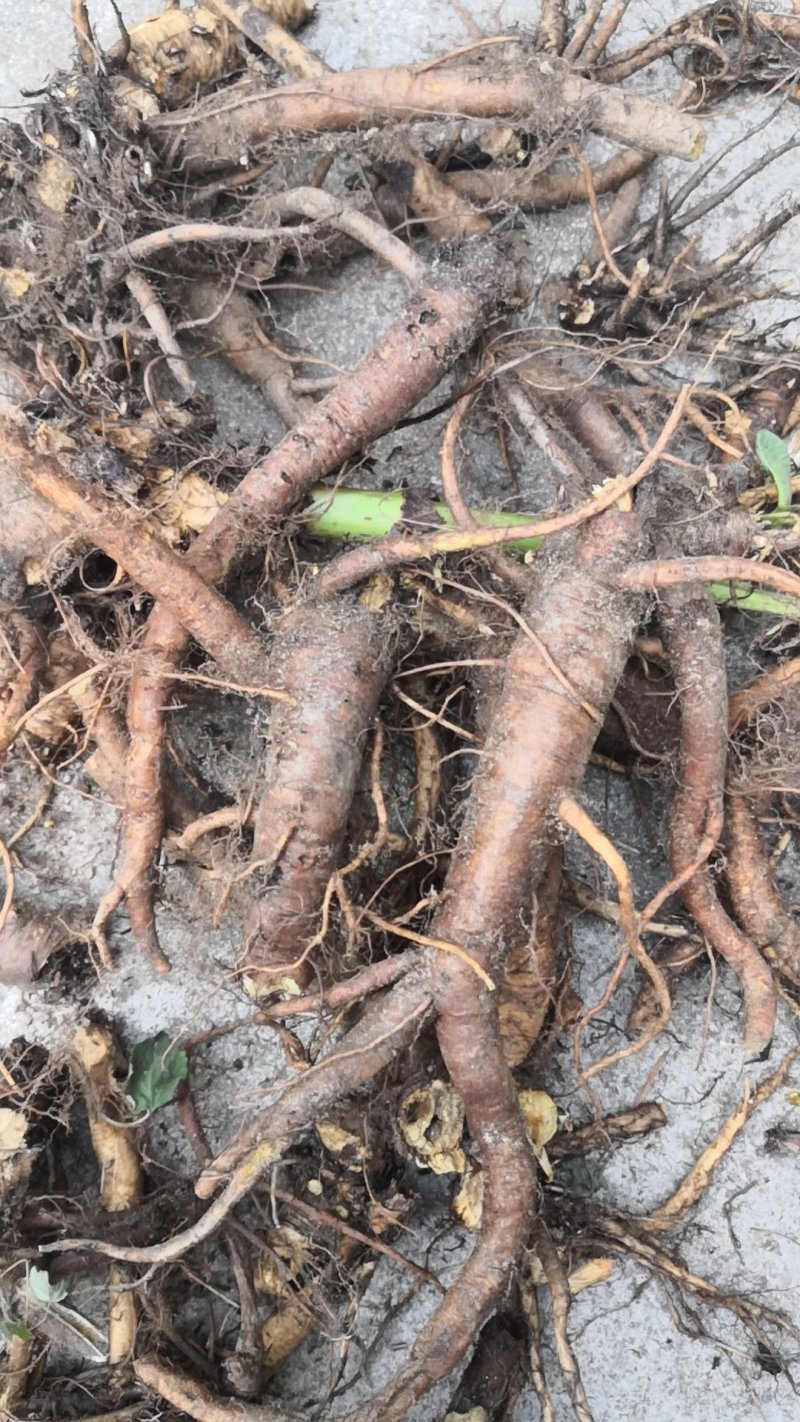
303;487;800;619
304;486;542;554
707;582;800;620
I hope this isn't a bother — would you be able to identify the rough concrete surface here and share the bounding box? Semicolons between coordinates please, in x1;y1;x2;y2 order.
2;3;800;1421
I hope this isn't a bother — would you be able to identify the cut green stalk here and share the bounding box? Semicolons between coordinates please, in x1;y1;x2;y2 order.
304;486;542;556
303;487;800;620
708;582;800;620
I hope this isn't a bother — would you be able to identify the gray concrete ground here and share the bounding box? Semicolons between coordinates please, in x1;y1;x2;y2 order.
2;4;800;1421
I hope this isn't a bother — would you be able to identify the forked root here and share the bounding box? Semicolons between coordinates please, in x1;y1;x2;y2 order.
725;792;800;987
240;598;395;994
95;240;508;965
660;587;776;1056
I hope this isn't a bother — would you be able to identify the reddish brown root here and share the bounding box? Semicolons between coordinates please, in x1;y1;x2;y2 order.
533;1221;595;1422
135;1356;298;1421
549;1102;667;1160
620;555;800;605
349;510;644;1418
725;792;800;988
241;598;395;994
100;243;507;962
4;418;264;677
92;659;172;964
50;508;645;1422
660;587;776;1055
728;654;800;732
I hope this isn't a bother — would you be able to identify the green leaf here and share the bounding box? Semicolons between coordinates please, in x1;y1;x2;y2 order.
125;1031;187;1113
27;1266;67;1306
755;428;793;511
0;1320;32;1341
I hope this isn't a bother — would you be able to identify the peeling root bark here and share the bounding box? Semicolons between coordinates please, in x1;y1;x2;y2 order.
660;588;776;1055
241;599;395;994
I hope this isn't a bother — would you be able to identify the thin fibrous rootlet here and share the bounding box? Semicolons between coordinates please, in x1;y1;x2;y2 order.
2;3;800;1421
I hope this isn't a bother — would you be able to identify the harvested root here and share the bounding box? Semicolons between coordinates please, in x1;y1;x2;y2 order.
135;1355;300;1421
7;4;800;1419
42;509;644;1415
350;511;645;1419
96;239;507;963
537;0;567;53
450;147;651;211
0;1327;34;1419
153;56;705;170
559;794;670;1082
549;1102;667;1159
729;654;800;732
181;281;312;428
660;588;776;1056
725;792;800;988
207;0;326;79
125;270;196;398
241;598;395;994
2;416;265;677
588;1212;800;1358
531;1222;593;1422
641;1041;800;1231
378;144;491;243
122;6;237;108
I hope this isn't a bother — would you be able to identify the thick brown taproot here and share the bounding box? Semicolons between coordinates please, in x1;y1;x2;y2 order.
43;509;644;1422
100;242;508;957
241;599;395;994
347;509;645;1421
149;58;705;169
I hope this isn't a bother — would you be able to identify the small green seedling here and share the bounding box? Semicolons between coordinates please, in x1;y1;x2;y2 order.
0;1320;32;1341
27;1267;67;1306
755;428;793;512
125;1031;188;1114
